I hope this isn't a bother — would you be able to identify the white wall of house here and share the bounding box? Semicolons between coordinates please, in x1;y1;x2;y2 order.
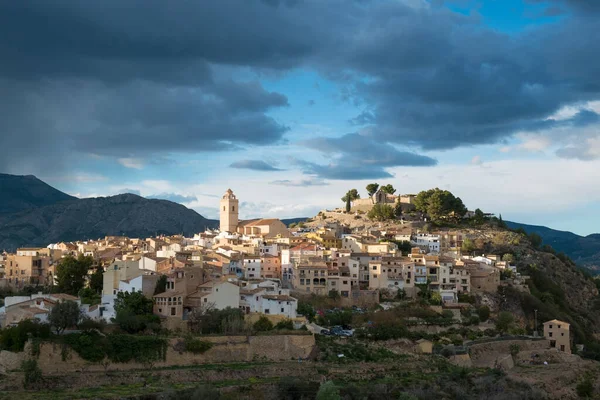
260;297;297;319
202;282;240;310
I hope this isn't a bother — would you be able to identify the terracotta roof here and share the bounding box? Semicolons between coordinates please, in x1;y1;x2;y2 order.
543;319;570;326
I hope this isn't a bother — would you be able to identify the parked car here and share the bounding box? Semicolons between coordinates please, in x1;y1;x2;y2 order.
330;326;353;337
320;329;332;335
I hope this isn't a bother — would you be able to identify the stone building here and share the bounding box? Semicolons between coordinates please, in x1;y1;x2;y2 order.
543;319;571;354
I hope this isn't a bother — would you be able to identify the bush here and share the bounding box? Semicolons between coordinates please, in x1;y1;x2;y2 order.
78;317;106;332
278;377;319;400
253;316;274;332
0;320;51;352
477;306;490;322
297;302;316;322
576;377;594;398
316;381;341;400
275;319;294;330
184;337;213;354
495;312;515;333
62;332;168;364
22;359;42;388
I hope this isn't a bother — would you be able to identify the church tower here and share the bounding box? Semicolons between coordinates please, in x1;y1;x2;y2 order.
220;189;239;233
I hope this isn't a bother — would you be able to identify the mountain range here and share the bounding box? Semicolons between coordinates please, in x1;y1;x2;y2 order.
0;173;597;275
505;221;600;275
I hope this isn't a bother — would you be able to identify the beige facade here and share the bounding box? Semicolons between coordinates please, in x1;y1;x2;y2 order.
102;260;143;296
220;189;239;233
237;218;290;238
5;252;52;287
294;263;329;295
368;257;416;295
543;319;571;354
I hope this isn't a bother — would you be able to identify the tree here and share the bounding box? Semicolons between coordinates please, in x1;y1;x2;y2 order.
316;381;341;400
367;204;395;221
495;311;515;333
89;266;104;294
394;202;403;219
477;306;490;322
366;183;379;197
498;213;507;228
328;289;340;300
501;253;515;263
253;315;273;332
396;288;407;300
473;208;485;224
380;184;396;195
297;302;316;322
341;189;360;203
79;287;100;306
48;300;82;335
528;233;543;249
55;254;94;296
154;275;168;295
461;238;476;253
342;189;360;213
113;291;159;334
414;188;467;222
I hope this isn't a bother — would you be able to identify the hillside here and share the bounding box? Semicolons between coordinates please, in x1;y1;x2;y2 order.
0;173;75;215
506;221;600;275
0;193;218;251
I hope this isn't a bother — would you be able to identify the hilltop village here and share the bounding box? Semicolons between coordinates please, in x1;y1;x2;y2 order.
0;187;599;399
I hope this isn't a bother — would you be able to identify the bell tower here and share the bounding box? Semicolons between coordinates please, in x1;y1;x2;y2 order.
220;189;239;233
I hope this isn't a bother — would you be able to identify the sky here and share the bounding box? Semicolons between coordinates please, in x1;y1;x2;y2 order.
1;0;599;236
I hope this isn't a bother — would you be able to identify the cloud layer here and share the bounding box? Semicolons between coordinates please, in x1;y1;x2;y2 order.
1;0;600;177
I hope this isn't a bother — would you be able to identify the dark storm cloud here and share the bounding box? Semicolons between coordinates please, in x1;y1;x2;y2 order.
1;0;600;174
229;160;283;171
297;133;437;180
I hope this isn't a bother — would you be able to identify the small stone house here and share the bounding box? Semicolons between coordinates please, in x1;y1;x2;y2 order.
543;319;570;354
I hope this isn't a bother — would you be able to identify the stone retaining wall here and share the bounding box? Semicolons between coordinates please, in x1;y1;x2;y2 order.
2;334;315;375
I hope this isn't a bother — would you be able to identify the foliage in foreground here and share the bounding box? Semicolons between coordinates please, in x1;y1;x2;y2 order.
62;331;168;364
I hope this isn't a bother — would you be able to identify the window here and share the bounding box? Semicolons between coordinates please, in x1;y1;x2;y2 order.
549;325;553;329
281;308;284;313
548;332;553;337
372;266;377;270
171;307;176;316
558;325;561;329
232;206;235;211
561;333;564;336
223;206;225;211
265;309;270;314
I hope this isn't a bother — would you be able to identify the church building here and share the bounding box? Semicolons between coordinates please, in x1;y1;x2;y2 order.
219;189;290;238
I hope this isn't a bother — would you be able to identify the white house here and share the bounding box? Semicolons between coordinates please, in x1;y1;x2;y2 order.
412;233;441;253
243;257;262;279
191;280;240;310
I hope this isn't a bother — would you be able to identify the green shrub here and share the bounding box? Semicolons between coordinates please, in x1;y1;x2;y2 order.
477;306;490;322
62;332;168;364
274;319;294;330
0;320;51;352
184;338;213;354
576;377;593;398
22;359;42;388
316;380;341;400
253;316;274;332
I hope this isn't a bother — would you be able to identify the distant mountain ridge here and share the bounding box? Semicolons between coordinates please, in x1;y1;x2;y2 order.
0;173;75;215
506;221;600;275
0;175;218;251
